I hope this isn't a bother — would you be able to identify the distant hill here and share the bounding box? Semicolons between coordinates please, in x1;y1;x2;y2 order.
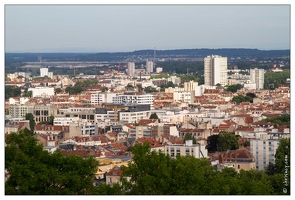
5;48;290;64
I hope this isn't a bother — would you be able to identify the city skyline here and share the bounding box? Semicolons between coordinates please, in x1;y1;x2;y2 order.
4;4;290;53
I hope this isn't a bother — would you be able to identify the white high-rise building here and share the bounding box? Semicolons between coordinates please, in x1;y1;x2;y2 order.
250;68;264;89
146;61;154;73
250;139;280;170
127;62;135;76
204;55;228;86
40;68;49;77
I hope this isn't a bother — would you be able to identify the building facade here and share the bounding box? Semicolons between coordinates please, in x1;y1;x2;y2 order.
250;68;264;89
127;62;135;76
165;140;208;159
250;139;280;170
40;68;49;77
146;61;154;73
204;55;228;86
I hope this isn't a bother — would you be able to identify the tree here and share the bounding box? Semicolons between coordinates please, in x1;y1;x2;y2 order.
5;132;98;195
25;113;35;134
224;84;243;92
206;134;219;153
274;138;290;174
22;91;32;97
183;133;196;144
144;86;158;93
121;142;173;195
217;131;239;151
5;87;22;99
149;113;159;120
55;88;62;93
243;140;250;147
232;95;253;104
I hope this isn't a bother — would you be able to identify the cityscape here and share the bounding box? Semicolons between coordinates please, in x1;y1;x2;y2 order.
4;4;291;196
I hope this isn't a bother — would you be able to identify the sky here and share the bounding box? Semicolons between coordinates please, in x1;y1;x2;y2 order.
4;4;291;53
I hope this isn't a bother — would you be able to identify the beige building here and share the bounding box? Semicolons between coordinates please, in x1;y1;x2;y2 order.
218;148;256;172
165;140;208;159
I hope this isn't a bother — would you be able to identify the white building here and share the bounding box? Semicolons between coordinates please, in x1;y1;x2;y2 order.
146;61;154;73
47;72;54;79
29;87;55;98
184;81;198;91
173;91;195;103
156;67;163;73
250;139;280;170
250;68;264;89
113;94;154;109
204;55;228;86
127;62;135;76
91;92;117;106
165;140;208;159
194;85;216;96
119;110;151;123
40;68;49;77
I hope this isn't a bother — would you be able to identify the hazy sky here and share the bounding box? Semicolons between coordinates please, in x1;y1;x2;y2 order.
5;4;290;53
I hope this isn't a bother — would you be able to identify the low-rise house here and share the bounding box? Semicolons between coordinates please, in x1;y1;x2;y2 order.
217;148;255;172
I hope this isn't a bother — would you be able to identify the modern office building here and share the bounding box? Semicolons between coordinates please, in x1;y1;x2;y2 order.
250;68;264;89
204;55;228;86
127;62;135;76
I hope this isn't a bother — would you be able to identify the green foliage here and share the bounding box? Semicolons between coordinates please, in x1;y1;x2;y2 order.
119;142;277;195
155;61;204;75
55;88;62;93
5;132;98;195
175;74;198;82
224;84;243;92
144;86;158;93
183;133;196;144
93;183;124;195
150;74;170;79
25;113;35;134
65;85;84;95
149;113;159;120
275;138;290;175
243;140;250;147
264;71;290;89
217;131;239;151
206;134;219;153
261;114;290;126
232;94;253;104
22;91;32;97
5;87;22;99
160;81;177;89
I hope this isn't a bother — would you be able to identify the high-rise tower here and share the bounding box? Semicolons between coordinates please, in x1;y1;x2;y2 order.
204;55;227;86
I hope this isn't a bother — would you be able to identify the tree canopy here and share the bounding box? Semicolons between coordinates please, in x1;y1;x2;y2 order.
118;142;285;195
25;113;36;135
232;94;253;104
5;132;98;195
224;84;243;92
217;131;239;151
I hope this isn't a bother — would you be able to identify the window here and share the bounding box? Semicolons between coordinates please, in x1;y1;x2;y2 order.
238;165;240;169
